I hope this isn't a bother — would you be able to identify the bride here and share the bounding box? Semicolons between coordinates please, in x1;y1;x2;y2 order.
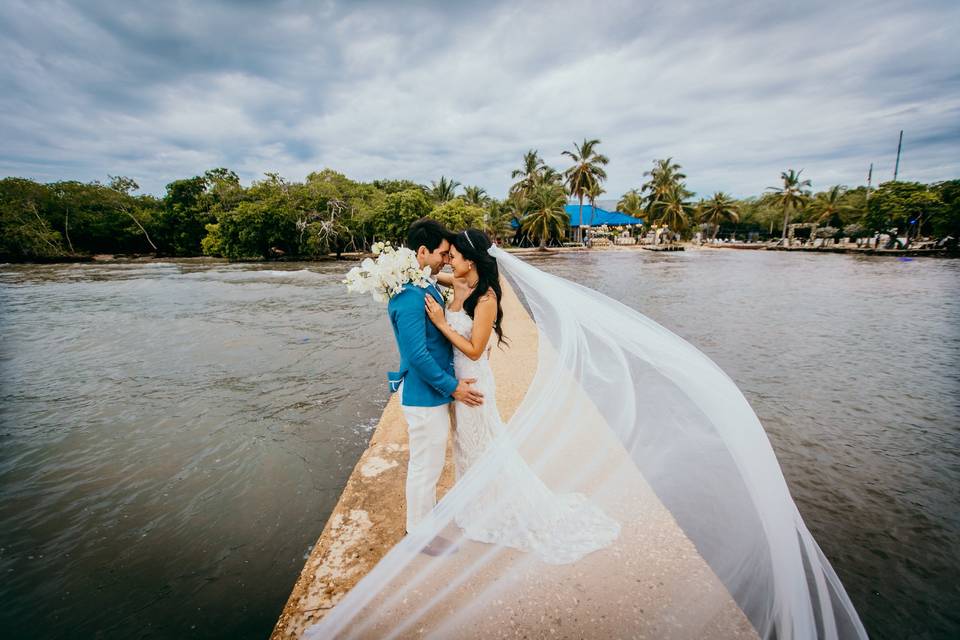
423;228;620;564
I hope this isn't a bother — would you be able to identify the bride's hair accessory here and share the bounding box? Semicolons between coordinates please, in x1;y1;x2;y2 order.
462;229;477;250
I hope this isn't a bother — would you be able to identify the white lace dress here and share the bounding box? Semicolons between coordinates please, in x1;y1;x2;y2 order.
445;307;620;564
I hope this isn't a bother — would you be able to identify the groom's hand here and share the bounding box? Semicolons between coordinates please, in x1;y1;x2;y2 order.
453;378;484;406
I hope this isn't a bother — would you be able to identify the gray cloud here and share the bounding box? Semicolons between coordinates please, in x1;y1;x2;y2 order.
0;0;957;198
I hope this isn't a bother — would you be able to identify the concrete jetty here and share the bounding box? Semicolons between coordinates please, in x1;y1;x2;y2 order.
272;278;758;639
642;244;685;251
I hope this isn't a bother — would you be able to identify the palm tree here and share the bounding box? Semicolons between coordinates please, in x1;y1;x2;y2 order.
509;150;546;200
699;192;740;240
482;199;515;244
767;169;812;242
520;182;568;250
655;184;695;235
586;181;605;232
562;138;609;243
463;185;489;207
617;189;643;217
641;158;688;219
538;166;563;186
809;185;850;227
430;176;461;203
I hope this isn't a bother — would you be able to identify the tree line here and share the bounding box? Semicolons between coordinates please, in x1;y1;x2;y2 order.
1;140;957;261
617;162;959;246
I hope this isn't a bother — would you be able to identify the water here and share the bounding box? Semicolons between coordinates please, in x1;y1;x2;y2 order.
521;249;960;640
0;250;957;639
0;260;394;639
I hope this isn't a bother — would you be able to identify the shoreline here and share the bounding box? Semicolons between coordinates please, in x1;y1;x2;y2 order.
2;241;956;266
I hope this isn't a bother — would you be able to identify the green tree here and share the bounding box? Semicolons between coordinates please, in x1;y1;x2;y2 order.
45;180;149;254
840;187;868;226
539;166;563;186
463;185;489;207
481;199;516;245
214;199;297;260
204;168;244;212
301;169;382;253
200;222;224;256
808;185;852;228
158;176;214;255
0;204;64;259
617;189;643;217
509;149;547;200
699;192;740;239
586;181;605;229
300;201;355;258
767;169;812;242
371;179;426;195
641;158;688;220
370;188;433;244
430;198;486;232
562;138;608;242
866;181;945;244
520;182;568;250
0;178;64;259
655;185;695;234
429;176;461;203
106;175;159;252
932;179;960;239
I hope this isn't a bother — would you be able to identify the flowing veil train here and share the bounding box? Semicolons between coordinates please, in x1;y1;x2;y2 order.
305;244;868;639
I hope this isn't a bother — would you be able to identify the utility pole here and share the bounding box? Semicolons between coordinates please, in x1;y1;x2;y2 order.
866;163;876;248
893;130;903;181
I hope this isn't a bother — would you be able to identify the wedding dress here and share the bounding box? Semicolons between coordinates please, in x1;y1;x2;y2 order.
445;307;620;564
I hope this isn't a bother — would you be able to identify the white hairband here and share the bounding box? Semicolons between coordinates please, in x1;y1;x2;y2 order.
463;230;476;249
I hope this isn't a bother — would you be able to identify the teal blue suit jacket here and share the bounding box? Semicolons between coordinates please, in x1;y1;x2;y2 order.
386;281;457;407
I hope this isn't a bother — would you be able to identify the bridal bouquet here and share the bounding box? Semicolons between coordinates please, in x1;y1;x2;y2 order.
342;241;433;303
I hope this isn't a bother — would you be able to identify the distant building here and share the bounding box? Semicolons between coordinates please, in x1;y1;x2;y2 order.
511;204;644;230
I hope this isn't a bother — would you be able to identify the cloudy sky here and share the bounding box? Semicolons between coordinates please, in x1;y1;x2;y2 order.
1;0;958;200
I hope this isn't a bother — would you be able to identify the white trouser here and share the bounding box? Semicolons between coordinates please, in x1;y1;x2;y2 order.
398;380;451;532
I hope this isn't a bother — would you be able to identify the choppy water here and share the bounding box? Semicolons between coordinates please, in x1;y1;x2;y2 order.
0;260;395;638
0;250;957;639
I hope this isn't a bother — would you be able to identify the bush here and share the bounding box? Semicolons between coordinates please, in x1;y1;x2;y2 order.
814;226;838;239
368;189;433;243
430;198;486;232
200;222;223;256
213;201;297;260
0;204;65;259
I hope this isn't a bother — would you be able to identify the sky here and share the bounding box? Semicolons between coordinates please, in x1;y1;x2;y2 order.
1;0;958;200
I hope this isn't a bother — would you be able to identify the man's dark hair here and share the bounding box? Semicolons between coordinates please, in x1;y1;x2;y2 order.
406;218;454;253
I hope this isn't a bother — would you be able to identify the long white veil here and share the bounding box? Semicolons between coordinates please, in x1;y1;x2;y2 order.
305;244;868;639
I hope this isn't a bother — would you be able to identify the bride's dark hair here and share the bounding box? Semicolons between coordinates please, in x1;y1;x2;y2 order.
453;228;508;348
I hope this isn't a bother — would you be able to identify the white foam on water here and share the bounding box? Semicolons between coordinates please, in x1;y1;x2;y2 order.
177;268;326;282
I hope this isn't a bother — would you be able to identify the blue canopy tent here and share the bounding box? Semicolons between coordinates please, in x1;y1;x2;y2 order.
510;204;644;230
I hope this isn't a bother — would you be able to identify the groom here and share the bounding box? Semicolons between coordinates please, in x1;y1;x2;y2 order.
387;218;484;549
